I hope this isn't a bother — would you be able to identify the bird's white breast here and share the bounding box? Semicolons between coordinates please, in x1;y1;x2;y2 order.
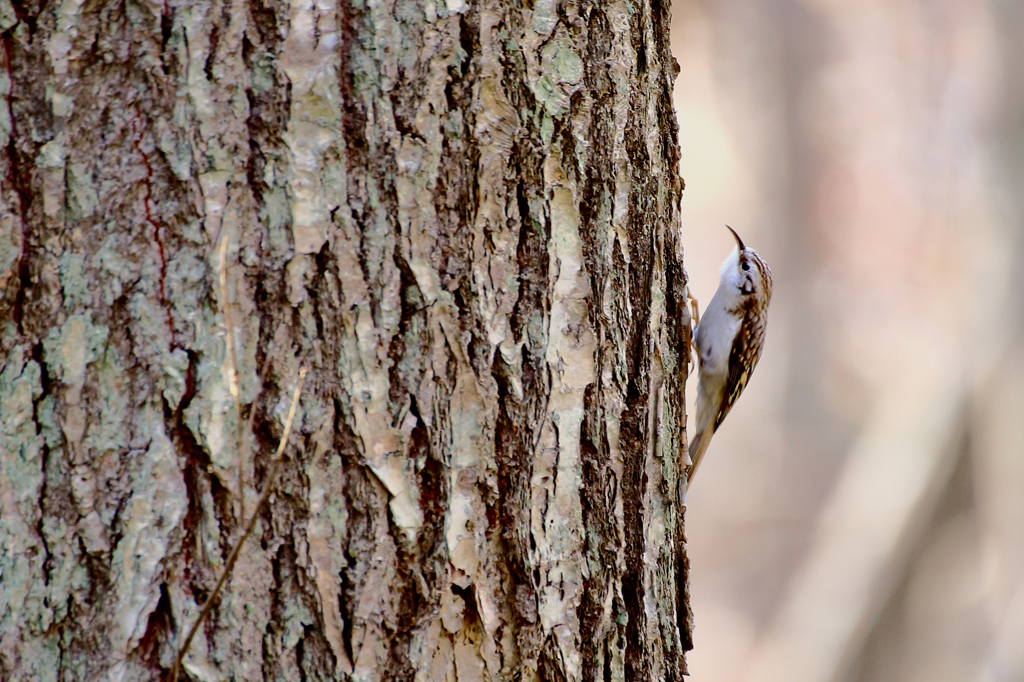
694;285;741;378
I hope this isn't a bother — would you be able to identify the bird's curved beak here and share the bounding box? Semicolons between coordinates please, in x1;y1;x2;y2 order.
726;225;745;251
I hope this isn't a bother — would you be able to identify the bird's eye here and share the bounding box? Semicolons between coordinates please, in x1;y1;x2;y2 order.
741;261;750;272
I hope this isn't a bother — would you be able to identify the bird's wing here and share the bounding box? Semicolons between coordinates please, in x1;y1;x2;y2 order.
714;312;767;431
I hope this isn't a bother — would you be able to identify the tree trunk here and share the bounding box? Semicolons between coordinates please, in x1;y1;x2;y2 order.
0;0;691;679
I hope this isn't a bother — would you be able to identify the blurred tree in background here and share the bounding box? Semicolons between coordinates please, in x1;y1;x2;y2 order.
673;1;1024;681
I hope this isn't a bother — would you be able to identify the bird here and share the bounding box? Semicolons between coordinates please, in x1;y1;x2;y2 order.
686;226;773;486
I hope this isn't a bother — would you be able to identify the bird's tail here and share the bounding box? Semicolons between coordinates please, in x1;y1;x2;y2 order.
686;427;715;486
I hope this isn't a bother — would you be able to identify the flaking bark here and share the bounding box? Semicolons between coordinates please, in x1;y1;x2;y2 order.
0;0;691;679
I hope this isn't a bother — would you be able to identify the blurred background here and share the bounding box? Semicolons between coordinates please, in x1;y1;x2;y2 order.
672;1;1024;681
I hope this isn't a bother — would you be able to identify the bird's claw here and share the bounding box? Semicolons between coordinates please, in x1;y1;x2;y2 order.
687;290;700;374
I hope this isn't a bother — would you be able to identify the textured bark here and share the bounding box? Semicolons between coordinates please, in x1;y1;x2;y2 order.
0;0;690;680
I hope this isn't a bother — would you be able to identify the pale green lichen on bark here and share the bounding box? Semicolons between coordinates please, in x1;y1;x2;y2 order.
0;0;16;32
41;314;108;405
81;344;129;455
0;345;64;675
110;408;188;652
0;347;46;620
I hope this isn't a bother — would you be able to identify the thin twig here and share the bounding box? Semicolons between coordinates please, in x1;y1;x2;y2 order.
219;236;245;522
170;368;308;682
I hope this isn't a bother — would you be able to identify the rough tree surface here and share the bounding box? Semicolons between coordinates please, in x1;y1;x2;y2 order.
0;0;691;679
